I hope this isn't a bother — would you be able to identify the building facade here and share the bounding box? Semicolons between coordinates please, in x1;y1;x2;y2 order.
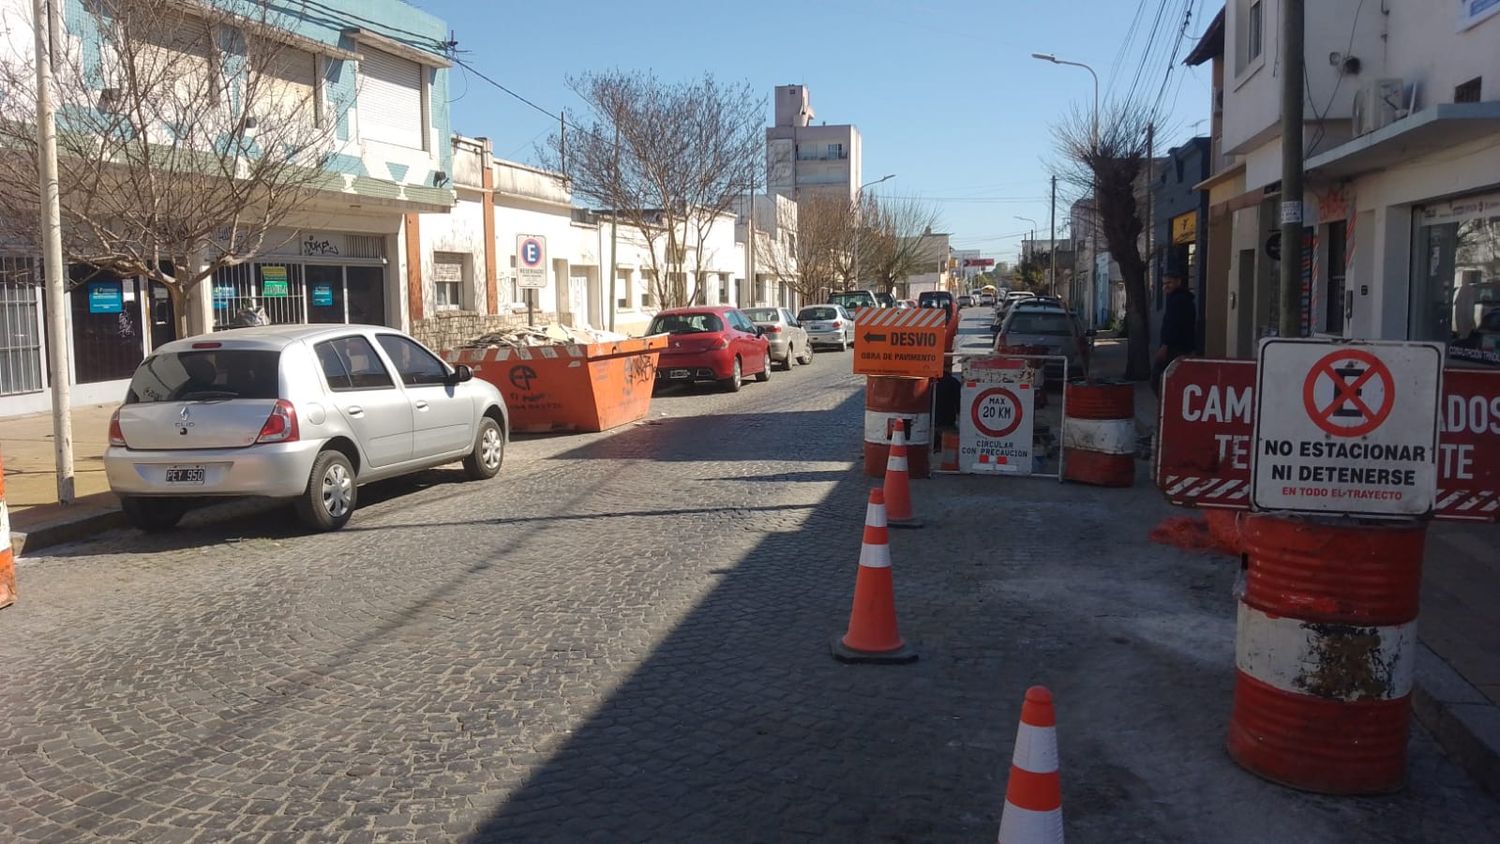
1151;137;1212;353
765;85;863;202
0;0;454;416
1198;0;1500;363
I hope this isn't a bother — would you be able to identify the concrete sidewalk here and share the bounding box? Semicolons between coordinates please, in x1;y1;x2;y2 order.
1;402;124;555
1125;349;1500;798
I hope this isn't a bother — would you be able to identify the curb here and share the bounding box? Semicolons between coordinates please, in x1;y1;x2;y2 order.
1412;642;1500;800
10;507;128;558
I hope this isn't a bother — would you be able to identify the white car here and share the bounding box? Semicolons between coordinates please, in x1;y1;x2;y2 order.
798;304;857;350
106;325;508;532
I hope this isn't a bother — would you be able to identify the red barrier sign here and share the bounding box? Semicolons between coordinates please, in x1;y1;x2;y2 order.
1156;358;1500;522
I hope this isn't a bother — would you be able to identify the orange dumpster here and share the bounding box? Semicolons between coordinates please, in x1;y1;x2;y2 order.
446;335;668;433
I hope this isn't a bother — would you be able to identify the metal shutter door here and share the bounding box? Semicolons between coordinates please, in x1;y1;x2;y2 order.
358;47;423;148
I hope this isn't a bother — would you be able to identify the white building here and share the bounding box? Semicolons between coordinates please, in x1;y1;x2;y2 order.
737;193;801;310
765;85;863;202
1213;0;1500;362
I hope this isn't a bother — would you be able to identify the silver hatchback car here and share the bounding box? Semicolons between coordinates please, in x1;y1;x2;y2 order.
106;325;508;532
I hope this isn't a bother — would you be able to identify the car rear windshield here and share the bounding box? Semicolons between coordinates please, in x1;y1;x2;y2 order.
918;293;951;305
829;293;873;308
648;313;723;334
799;307;839;321
743;308;781;323
1005;313;1075;336
125;350;281;403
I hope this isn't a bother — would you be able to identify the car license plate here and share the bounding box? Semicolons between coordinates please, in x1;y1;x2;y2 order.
164;466;205;484
671;369;690;379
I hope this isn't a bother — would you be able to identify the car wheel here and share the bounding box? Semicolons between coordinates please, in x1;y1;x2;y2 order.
840;337;849;352
798;345;814;365
756;351;773;382
120;495;185;532
721;357;742;392
462;416;505;480
779;345;794;370
295;450;357;531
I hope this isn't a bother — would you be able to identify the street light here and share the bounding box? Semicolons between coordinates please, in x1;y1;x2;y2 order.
1033;51;1101;322
852;174;895;291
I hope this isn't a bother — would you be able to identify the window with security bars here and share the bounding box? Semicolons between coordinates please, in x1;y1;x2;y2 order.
212;263;306;329
0;257;43;396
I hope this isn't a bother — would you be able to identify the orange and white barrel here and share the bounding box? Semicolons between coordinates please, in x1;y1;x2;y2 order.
1062;380;1135;486
1228;514;1424;794
864;376;931;479
1;453;14;609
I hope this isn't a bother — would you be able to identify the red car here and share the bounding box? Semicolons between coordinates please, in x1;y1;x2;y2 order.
648;306;772;392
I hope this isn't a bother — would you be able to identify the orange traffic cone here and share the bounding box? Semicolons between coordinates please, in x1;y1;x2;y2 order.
997;686;1063;843
883;430;923;529
831;488;917;664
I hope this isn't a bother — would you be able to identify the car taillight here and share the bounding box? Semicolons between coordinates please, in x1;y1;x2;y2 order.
763;325;781;333
256;399;299;444
108;408;126;447
832;320;844;328
713;337;730;350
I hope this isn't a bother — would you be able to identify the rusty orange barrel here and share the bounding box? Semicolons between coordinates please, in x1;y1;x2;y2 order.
1062;380;1136;486
1;452;14;609
1228;514;1426;794
864;376;931;479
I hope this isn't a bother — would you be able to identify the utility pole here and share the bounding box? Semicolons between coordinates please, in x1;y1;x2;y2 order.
1146;121;1155;313
606;122;619;331
34;0;73;504
1278;0;1306;338
1048;175;1058;297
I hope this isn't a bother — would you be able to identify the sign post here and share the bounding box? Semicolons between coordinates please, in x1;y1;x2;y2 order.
517;235;547;328
1250;340;1443;517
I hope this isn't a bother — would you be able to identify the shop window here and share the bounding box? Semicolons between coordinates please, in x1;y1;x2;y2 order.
0;258;43;396
1411;192;1500;367
433;253;467;311
212;263;305;328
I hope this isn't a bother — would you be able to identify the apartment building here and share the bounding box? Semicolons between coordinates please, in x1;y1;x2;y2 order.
765;85;863;202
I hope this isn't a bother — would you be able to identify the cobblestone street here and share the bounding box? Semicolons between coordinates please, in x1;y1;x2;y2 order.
3;352;1499;843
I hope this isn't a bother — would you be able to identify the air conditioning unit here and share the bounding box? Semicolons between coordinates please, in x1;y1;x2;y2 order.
1352;78;1407;137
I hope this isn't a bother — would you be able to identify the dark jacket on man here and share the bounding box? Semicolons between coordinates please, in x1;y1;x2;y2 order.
1160;286;1197;356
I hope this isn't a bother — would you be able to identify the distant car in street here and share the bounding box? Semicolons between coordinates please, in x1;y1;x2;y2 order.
875;292;897;308
651;306;772;392
994;307;1093;380
798;304;856;351
979;293;996;307
957;295;974;308
829;290;878;311
743;307;813;369
106;325;509;533
893;298;915;310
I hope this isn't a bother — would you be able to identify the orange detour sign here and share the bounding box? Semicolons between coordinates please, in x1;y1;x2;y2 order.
852;307;947;378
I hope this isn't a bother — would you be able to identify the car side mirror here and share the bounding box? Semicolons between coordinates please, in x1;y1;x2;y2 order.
755;326;765;336
450;363;473;384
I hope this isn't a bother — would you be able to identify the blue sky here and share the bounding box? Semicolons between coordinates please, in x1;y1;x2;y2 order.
408;0;1213;264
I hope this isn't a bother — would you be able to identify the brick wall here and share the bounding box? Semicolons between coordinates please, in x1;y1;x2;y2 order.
411;309;560;353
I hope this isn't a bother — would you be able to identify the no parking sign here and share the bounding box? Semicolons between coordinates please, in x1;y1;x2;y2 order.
1251;339;1444;516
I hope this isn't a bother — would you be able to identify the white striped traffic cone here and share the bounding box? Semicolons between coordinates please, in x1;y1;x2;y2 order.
998;686;1063;843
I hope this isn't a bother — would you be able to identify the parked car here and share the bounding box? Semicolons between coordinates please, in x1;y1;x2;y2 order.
798;304;856;351
105;325;508;533
743;307;813;369
875;292;897;308
650;306;771;392
993;307;1092;380
957;295;974;308
893;298;915;310
979;293;996;307
917;290;955;312
829;290;878;311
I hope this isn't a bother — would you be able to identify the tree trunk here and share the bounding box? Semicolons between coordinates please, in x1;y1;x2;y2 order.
169;284;192;341
1122;264;1152;380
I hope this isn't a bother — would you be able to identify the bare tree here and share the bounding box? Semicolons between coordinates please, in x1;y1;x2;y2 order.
1053;104;1153;379
755;192;850;303
545;70;762;309
0;0;345;336
860;195;942;292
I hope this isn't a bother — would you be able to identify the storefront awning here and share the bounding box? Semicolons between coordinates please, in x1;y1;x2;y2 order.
1306;102;1500;179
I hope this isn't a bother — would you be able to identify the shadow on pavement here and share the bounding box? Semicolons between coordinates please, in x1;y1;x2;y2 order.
547;408;865;464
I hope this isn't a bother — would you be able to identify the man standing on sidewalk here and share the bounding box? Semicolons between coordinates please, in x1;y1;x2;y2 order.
1153;267;1196;395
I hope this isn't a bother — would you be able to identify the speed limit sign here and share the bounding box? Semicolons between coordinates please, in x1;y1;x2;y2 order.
960;379;1034;474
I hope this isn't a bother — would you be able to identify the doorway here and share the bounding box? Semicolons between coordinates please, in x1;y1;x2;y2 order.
345;266;387;326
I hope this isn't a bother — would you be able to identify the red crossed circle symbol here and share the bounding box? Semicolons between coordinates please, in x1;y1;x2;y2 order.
972;387;1023;438
1301;349;1394;438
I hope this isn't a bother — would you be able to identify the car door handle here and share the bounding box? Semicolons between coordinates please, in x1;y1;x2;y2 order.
346;405;364;417
414;400;429;411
